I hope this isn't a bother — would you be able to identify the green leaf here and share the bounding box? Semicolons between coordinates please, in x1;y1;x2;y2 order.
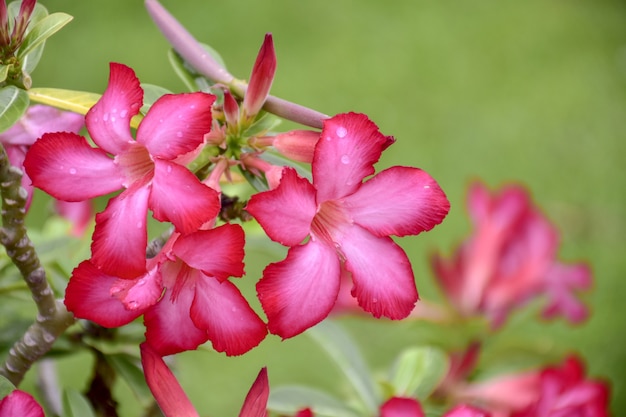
106;353;153;407
17;13;73;59
167;44;227;92
306;320;380;414
0;65;9;84
243;111;282;137
21;40;45;74
0;375;16;398
238;164;269;193
389;346;449;400
7;2;49;24
268;386;360;417
0;86;29;133
140;83;172;113
62;389;96;417
27;87;143;128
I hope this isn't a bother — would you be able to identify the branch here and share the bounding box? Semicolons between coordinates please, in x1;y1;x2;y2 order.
0;144;75;386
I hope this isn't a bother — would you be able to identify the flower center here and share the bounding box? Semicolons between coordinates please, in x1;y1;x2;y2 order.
115;143;155;187
310;200;352;248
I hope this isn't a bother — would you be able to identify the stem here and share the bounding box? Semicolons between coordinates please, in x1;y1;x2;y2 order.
145;0;329;129
0;144;75;386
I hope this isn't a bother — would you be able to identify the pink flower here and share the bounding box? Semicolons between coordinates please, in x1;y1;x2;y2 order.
246;112;449;338
431;181;591;327
511;356;610;417
0;390;44;417
64;224;266;356
141;342;270;417
24;63;220;278
380;397;424;417
443;405;491;417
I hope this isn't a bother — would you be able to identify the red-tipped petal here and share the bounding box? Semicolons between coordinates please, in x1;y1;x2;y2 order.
243;33;276;118
140;343;200;417
149;160;220;234
380;397;424;417
191;277;267;356
313;113;394;202
238;368;269;417
257;240;340;339
173;224;245;281
246;168;317;246
91;187;150;279
144;265;208;356
86;63;142;155
23;132;124;201
344;166;449;237
340;225;418;319
64;261;144;327
137;92;215;159
0;390;44;417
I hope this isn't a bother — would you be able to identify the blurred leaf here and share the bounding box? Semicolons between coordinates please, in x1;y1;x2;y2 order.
0;375;16;398
7;2;49;23
243;111;282;137
389;346;449;400
21;40;45;75
0;86;29;133
306;320;380;414
0;65;9;83
62;389;96;417
106;353;153;407
17;13;73;59
140;83;172;114
167;44;227;92
268;386;360;417
239;164;269;193
27;88;143;128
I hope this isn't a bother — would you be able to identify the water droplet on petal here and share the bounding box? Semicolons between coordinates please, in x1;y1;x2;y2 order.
166;165;172;173
69;168;77;175
176;131;183;138
423;185;430;189
372;298;378;303
136;221;143;229
119;109;128;118
127;300;139;310
103;113;109;122
341;155;350;164
336;126;347;138
325;136;332;141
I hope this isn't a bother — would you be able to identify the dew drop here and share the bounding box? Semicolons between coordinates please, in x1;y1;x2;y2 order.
325;136;332;142
136;221;143;229
336;126;348;138
372;298;378;303
127;301;139;310
423;185;430;189
166;165;172;173
103;113;109;122
69;168;77;175
119;109;128;118
176;131;183;138
111;108;117;114
110;116;116;123
340;155;350;164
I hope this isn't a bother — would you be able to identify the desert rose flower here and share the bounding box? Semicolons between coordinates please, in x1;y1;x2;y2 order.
247;112;450;338
0;390;44;417
24;63;220;278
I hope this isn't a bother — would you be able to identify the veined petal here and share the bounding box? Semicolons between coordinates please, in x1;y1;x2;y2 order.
140;343;200;417
86;63;142;155
246;168;317;246
149;160;220;233
0;390;44;417
343;166;450;237
91;187;150;279
64;261;143;327
340;225;417;319
313;113;394;202
23;132;124;201
239;368;270;417
191;276;267;356
137;92;215;159
144;267;208;356
173;224;245;281
257;240;340;339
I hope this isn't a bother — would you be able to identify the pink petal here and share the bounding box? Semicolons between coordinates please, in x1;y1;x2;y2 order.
140;343;200;417
86;63;143;155
0;105;84;146
190;276;267;356
109;267;163;312
380;397;424;417
257;240;340;338
238;368;270;417
91;186;149;279
343;166;450;237
137;92;215;159
242;33;276;119
313;113;394;202
443;405;490;417
23;132;124;201
339;225;418;319
246;168;317;246
173;224;245;281
149;160;220;234
542;262;591;323
0;390;44;417
64;261;143;327
144;265;208;356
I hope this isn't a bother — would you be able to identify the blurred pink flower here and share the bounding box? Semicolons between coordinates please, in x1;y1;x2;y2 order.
247;112;449;338
24;63;220;278
431;181;591;327
0;390;44;417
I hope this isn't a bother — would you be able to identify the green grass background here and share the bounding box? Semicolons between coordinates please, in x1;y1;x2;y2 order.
25;0;626;415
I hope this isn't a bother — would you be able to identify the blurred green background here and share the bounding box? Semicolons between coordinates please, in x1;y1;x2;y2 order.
24;0;626;415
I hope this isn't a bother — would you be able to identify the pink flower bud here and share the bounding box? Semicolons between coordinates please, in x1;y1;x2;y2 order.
271;129;320;163
243;33;276;120
223;90;240;128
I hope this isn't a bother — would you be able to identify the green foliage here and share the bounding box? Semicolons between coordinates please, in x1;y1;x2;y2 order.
268;386;360;417
0;375;16;398
17;13;73;61
62;389;96;417
0;86;29;133
388;346;449;400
